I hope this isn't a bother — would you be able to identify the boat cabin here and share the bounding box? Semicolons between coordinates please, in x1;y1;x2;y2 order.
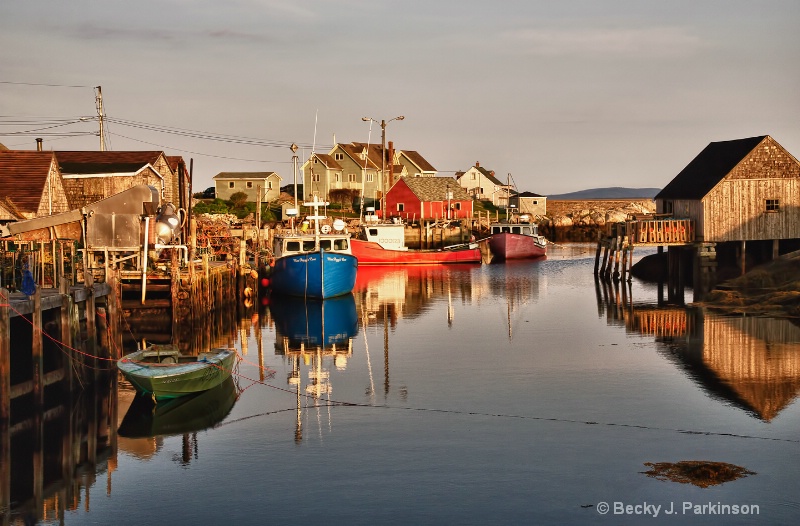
276;234;351;256
360;223;408;251
490;223;540;237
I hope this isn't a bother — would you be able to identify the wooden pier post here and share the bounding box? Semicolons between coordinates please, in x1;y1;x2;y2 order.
33;285;44;408
170;251;180;347
593;240;602;275
0;288;9;423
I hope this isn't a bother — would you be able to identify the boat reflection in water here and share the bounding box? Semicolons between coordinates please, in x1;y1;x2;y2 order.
269;292;359;441
118;377;238;439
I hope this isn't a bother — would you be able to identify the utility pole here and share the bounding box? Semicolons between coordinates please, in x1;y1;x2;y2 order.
95;86;106;151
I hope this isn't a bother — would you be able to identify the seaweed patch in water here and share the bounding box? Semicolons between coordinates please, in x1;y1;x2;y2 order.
642;461;755;488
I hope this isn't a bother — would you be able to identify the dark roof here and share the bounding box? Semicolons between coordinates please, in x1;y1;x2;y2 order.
517;191;544;198
311;153;343;170
655;136;767;200
401;150;436;172
341;143;382;170
0;151;56;212
398;177;471;201
55;150;164;175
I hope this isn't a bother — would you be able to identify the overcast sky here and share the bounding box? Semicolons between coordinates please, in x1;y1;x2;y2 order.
2;0;798;194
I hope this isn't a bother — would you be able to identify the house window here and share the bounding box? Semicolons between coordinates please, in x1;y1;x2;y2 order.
314;158;319;164
228;182;235;189
334;153;344;161
766;199;780;212
471;173;476;180
454;203;461;210
268;182;273;190
348;174;356;182
397;203;404;212
335;174;340;182
664;201;674;214
366;173;374;182
246;181;253;189
312;174;320;182
532;200;538;205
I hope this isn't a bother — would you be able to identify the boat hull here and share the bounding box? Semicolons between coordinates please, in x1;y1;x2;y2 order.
117;348;236;400
270;249;358;298
488;233;547;261
350;239;482;265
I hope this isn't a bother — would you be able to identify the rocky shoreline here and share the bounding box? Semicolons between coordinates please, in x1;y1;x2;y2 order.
693;250;800;318
537;199;656;242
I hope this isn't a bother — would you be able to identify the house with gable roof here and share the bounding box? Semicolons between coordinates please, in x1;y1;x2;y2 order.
213;171;283;202
386;177;473;221
655;135;800;248
456;161;513;207
55;150;179;209
301;142;434;210
0;151;70;221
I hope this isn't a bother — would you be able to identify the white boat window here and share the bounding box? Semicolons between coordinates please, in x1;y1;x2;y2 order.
512;227;521;234
319;240;332;250
502;227;510;233
522;227;531;235
286;241;301;251
368;228;378;236
303;240;315;251
334;239;349;250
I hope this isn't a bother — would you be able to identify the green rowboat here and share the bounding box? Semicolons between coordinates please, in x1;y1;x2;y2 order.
117;345;237;401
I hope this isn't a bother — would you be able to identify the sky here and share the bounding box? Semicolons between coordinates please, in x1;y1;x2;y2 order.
1;0;799;195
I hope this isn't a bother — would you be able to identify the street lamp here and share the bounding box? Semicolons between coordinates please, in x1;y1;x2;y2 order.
290;143;299;210
362;115;404;218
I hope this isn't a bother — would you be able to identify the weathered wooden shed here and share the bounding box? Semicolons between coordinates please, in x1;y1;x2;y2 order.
55;151;179;209
655;135;800;244
0;151;70;221
386;177;473;221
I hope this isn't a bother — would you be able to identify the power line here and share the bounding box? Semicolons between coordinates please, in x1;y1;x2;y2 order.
109;132;293;164
0;80;93;89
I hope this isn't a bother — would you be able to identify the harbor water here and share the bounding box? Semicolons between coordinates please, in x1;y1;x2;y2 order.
7;244;800;524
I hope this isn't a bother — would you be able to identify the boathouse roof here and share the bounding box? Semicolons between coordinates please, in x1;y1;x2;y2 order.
54;150;166;174
655;136;767;200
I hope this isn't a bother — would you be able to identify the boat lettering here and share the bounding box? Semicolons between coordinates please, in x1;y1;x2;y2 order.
291;255;318;263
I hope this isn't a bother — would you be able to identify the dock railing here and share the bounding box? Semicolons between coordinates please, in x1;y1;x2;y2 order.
606;217;695;245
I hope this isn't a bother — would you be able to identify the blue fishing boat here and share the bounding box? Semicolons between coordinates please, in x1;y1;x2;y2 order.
269;201;358;299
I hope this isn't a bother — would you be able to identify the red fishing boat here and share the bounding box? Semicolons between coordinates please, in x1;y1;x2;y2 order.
350;222;484;265
488;215;548;261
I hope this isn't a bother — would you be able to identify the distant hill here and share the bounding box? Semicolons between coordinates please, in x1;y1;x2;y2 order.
547;187;660;199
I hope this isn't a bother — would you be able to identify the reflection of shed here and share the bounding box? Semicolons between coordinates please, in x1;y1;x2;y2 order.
655;135;800;244
665;310;800;421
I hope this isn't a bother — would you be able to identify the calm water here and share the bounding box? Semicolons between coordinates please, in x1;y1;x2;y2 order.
14;245;800;524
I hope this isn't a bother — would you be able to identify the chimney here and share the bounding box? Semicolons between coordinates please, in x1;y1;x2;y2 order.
36;138;43;151
475;161;480;168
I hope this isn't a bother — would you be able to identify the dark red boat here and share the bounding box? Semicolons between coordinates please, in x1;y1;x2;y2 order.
488;219;548;261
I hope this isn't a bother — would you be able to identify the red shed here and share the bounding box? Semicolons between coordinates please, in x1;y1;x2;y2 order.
386;177;473;221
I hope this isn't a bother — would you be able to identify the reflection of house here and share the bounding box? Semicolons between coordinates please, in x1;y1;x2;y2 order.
655;136;800;245
213;172;282;202
0;151;70;220
386;177;473;221
649;308;800;422
456;162;512;206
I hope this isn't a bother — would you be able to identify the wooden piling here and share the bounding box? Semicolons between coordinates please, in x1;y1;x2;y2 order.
33;285;44;408
593;240;602;275
0;288;9;422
